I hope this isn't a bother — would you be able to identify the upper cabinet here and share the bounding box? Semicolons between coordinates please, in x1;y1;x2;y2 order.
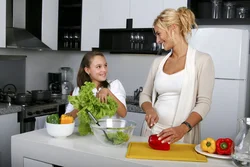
130;0;163;28
0;0;6;48
163;0;187;9
81;0;101;51
42;0;58;50
99;0;130;28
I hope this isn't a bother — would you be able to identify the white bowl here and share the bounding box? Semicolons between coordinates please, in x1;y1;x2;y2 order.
90;119;136;147
45;121;75;138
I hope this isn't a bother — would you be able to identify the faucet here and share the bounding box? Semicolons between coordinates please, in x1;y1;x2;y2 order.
134;87;143;101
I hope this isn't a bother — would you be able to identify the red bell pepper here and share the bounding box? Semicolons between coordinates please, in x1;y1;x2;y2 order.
148;134;170;151
216;138;234;155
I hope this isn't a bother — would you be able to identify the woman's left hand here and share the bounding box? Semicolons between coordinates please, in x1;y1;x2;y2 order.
96;88;110;103
157;125;186;144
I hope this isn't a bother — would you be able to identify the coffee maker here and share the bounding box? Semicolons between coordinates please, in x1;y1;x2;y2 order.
48;73;61;95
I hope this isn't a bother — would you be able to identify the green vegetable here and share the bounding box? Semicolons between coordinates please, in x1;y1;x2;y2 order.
68;82;118;136
46;114;60;124
106;131;130;145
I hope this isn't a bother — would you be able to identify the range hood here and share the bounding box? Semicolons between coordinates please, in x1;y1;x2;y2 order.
6;0;51;51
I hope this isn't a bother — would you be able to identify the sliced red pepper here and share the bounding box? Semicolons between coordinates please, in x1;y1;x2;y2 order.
216;138;234;155
148;134;170;151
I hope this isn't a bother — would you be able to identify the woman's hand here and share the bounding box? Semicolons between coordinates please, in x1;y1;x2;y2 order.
96;88;110;103
157;125;188;144
145;109;159;128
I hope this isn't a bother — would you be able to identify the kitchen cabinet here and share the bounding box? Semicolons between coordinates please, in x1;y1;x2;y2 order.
163;0;187;9
0;0;6;48
189;0;250;25
81;0;101;51
99;0;130;29
130;0;163;28
131;0;188;28
24;158;53;167
42;0;59;50
0;113;20;167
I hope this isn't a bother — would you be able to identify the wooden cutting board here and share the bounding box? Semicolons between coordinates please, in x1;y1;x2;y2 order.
126;142;207;162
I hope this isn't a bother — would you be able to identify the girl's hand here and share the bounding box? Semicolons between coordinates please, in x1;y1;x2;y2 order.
157;125;187;144
145;109;159;128
96;88;109;103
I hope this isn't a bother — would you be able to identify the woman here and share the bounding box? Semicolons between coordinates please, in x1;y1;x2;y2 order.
139;7;215;144
65;51;127;119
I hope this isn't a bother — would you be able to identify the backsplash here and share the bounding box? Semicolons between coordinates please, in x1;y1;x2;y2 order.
0;48;156;95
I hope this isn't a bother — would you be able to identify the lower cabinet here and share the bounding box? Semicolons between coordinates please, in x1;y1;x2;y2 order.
24;158;53;167
0;113;20;167
124;111;145;136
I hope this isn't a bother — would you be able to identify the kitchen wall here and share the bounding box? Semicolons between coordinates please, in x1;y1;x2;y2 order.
0;25;249;96
0;48;156;95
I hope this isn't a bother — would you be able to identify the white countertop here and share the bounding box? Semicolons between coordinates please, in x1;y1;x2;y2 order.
11;128;235;167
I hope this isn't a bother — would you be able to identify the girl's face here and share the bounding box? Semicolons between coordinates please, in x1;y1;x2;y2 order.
85;55;108;85
154;25;174;51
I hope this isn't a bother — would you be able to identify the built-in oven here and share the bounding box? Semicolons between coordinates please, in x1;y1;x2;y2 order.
18;102;66;133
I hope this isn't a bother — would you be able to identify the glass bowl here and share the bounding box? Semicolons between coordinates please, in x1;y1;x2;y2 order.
90;119;136;147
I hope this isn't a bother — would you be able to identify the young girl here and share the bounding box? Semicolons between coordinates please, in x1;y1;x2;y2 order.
65;51;127;119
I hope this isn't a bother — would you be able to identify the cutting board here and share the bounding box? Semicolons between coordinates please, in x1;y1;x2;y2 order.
126;142;207;162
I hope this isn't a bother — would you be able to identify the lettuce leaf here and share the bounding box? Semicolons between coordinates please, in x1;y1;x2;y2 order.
68;82;118;136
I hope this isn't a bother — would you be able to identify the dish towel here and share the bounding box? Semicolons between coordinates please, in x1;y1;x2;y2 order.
141;46;196;138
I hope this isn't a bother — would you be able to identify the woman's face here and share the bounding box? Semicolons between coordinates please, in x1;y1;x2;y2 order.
85;55;108;84
154;26;174;51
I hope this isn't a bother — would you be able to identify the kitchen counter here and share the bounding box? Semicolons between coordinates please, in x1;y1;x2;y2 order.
0;103;21;115
11;129;235;167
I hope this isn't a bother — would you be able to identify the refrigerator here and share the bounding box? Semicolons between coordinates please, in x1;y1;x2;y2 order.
188;28;250;140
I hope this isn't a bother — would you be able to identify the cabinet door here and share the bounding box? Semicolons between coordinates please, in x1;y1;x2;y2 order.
99;0;130;28
24;158;53;167
130;0;163;28
81;0;101;51
0;0;6;48
0;113;20;167
163;0;187;9
42;0;59;50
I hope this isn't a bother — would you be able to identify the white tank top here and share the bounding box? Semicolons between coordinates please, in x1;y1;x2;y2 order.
154;68;184;129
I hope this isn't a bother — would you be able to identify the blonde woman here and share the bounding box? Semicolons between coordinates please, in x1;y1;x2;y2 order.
139;7;215;144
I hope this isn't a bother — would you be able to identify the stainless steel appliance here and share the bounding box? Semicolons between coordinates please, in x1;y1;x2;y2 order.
19;101;59;133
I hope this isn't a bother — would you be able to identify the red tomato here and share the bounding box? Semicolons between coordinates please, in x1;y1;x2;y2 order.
148;134;170;151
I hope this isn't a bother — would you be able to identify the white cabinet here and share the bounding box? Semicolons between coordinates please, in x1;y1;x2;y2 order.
0;0;6;48
0;113;20;167
163;0;187;9
81;0;101;51
24;158;53;167
130;0;163;28
42;0;59;50
124;112;145;136
99;0;130;28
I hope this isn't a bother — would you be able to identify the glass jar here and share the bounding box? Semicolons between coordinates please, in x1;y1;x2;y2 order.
211;0;222;19
224;2;236;19
236;7;248;19
232;118;250;166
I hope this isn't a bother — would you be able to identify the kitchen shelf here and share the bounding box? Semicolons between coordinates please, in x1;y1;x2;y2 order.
188;0;250;25
60;4;82;8
59;26;81;30
196;18;250;25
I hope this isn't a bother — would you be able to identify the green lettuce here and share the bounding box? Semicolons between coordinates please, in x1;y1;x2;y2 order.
106;131;129;145
68;82;118;136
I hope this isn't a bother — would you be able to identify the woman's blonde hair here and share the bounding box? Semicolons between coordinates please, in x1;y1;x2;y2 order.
153;7;197;40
